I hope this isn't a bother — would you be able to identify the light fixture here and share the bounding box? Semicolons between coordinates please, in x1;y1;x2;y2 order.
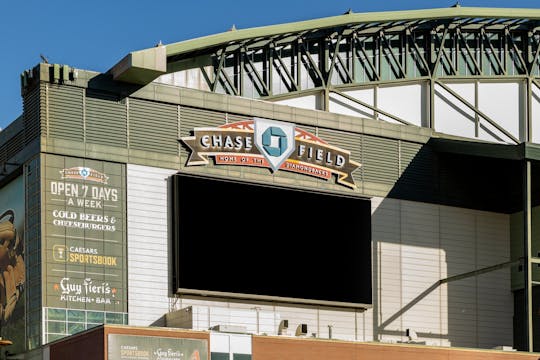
295;323;308;336
278;319;289;335
1;163;18;175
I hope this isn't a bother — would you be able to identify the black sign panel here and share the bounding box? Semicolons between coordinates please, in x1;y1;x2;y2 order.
170;174;372;307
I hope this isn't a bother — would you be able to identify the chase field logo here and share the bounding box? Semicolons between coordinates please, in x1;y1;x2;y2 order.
60;167;109;184
180;118;360;188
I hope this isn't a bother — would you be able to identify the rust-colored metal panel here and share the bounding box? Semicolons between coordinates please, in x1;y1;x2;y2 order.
103;326;210;360
50;326;105;360
252;336;540;360
103;325;210;340
49;325;210;360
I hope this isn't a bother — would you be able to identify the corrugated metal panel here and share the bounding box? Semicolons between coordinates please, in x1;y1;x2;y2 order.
372;196;512;348
126;164;177;325
0;130;23;164
48;85;84;141
317;128;362;184
129;99;178;154
400;142;427;177
26;157;42;348
179;106;231;137
23;85;43;144
388;142;435;202
86;90;127;147
362;136;398;184
3;131;24;162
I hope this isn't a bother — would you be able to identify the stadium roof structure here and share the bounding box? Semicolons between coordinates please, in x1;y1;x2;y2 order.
108;5;540;156
110;5;540;88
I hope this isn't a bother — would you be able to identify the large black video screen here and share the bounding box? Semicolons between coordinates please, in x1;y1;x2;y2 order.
170;174;372;306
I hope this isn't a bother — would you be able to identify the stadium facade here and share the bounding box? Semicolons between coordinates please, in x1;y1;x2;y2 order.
1;5;540;359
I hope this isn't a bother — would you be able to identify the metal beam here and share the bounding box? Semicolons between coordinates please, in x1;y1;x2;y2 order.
457;28;482;75
506;28;528;74
380;32;406;78
480;28;506;75
271;46;298;92
435;80;519;143
355;38;380;81
523;160;533;352
331;88;413;125
242;49;270;96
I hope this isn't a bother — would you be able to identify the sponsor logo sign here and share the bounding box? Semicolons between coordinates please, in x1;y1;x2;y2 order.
44;155;126;312
108;335;208;360
180;118;360;188
60;166;109;184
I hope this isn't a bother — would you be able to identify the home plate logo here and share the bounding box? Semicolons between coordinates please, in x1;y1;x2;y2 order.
254;118;295;172
179;117;361;189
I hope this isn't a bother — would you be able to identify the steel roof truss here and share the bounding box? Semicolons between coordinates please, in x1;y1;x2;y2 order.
242;48;270;97
332;88;413;126
433;27;458;76
457;28;483;75
299;40;325;87
354;37;380;81
480;28;506;75
333;38;354;84
380;32;406;79
271;45;298;93
436;80;519;144
211;48;227;92
528;32;540;74
213;50;238;96
505;28;528;74
407;31;431;77
200;66;213;91
327;34;353;85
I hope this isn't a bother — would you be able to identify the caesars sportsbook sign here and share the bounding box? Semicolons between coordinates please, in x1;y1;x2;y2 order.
180;118;360;188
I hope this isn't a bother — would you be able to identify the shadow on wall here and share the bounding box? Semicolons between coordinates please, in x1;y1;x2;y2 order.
370;142;530;349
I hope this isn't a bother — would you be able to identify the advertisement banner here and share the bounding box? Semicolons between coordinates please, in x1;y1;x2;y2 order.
108;334;208;360
43;155;126;313
0;175;25;352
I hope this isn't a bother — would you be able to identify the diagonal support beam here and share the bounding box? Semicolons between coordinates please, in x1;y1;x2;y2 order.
326;34;342;85
271;46;298;92
327;34;354;85
355;38;380;81
242;49;270;96
407;31;431;76
331;88;413;125
433;27;457;75
506;28;528;75
380;32;406;78
299;41;325;87
528;32;540;75
435;80;519;143
480;28;506;75
457;28;482;75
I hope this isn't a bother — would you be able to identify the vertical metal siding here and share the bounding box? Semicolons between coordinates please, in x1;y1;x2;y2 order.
127;164;177;325
372;197;512;348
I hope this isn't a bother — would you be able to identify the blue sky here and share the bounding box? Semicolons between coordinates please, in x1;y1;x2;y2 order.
1;0;539;129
